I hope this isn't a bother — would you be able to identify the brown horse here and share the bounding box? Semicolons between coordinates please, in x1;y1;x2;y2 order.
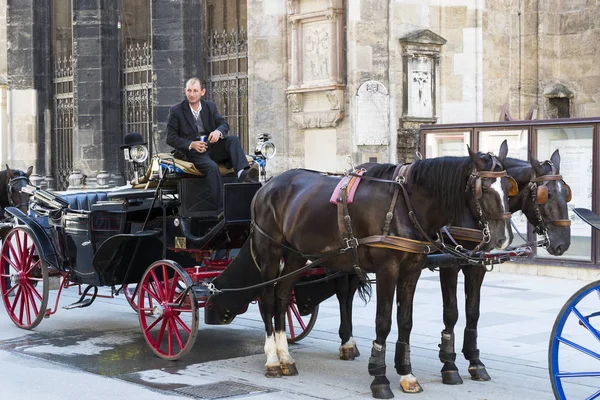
207;144;513;398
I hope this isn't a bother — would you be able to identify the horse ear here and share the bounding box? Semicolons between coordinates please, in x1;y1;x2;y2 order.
467;145;485;170
529;152;544;177
497;139;508;162
5;164;13;178
26;166;33;177
550;149;561;171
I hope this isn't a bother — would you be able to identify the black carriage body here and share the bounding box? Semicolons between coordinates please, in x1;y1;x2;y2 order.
22;174;260;288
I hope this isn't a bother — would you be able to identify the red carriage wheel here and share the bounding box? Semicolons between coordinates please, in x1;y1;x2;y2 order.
0;227;49;329
138;260;199;360
286;294;318;343
123;284;139;312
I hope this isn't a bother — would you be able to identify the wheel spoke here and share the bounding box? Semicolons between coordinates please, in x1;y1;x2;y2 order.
1;253;19;272
21;284;32;326
168;274;179;303
150;270;166;300
25;281;42;302
143;282;162;304
290;303;306;330
9;286;22;314
170;318;185;350
24;284;40;317
572;305;600;343
143;314;163;332
162;264;170;302
556;335;600;361
155;316;168;347
286;308;295;338
7;242;21;270
173;313;192;335
24;259;41;276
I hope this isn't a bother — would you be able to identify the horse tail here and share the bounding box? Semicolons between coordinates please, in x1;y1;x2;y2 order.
356;274;373;304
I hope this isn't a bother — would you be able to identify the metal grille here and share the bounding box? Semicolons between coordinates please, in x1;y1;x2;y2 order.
174;381;273;399
123;42;154;153
52;55;74;191
207;27;248;150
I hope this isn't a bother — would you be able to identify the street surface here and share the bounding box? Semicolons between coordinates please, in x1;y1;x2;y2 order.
0;269;597;400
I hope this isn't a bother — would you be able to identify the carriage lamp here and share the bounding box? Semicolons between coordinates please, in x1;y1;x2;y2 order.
255;133;276;159
124;144;149;164
121;132;149;184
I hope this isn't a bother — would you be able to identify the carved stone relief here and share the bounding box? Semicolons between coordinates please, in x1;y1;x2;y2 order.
291;111;344;129
287;93;302;113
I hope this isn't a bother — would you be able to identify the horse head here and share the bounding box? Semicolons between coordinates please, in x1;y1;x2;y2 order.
464;140;514;250
2;164;33;213
520;150;571;255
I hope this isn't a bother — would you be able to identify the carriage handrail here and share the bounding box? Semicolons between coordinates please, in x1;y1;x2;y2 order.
22;184;70;210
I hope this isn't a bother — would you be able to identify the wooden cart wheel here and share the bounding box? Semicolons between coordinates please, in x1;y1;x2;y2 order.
138;260;198;360
286;294;318;344
549;280;600;400
0;227;49;329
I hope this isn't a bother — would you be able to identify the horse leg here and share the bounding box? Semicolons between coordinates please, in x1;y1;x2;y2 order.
395;269;423;394
337;274;360;360
368;268;397;399
274;251;306;376
259;245;285;378
462;265;491;381
438;266;463;385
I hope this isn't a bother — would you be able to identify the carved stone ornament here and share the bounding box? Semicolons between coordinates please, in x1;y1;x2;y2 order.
287;93;302;112
326;90;340;110
288;0;297;15
291;111;344;129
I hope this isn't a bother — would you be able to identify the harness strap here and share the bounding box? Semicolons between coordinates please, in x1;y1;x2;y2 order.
444;226;483;243
337;176;365;280
359;235;432;253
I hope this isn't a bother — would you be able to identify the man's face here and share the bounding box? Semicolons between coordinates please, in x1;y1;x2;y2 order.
185;82;205;105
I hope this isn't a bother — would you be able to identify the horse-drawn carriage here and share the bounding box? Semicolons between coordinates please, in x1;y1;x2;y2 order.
0;135;320;360
0;137;577;399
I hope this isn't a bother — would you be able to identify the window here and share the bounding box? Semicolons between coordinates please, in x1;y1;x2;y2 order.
536;126;593;261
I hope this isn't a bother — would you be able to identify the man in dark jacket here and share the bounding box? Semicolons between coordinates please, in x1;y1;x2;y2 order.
166;77;258;211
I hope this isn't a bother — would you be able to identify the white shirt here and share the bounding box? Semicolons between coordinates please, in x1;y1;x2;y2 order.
190;103;202;120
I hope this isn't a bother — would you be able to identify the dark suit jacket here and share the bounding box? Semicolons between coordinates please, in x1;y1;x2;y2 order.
166;99;230;152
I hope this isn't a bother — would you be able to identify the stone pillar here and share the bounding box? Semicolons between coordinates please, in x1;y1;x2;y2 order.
71;0;121;188
152;0;203;154
6;0;52;177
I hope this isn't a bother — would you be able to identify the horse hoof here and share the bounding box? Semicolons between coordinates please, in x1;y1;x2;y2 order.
265;365;282;377
371;385;394;399
400;379;423;393
280;362;298;376
468;366;491;381
340;345;360;361
441;369;463;385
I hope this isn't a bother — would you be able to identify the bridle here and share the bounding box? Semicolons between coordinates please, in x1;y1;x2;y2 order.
526;161;572;247
466;155;514;244
6;175;31;210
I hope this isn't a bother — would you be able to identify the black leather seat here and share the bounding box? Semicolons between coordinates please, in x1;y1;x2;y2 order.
60;191;109;212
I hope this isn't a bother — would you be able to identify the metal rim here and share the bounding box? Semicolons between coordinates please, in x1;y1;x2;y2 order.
0;227;49;329
549;280;600;399
138;260;199;360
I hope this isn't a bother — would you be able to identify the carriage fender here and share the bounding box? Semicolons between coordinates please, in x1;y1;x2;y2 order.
3;206;61;268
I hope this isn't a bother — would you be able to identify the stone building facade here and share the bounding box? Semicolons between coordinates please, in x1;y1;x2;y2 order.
0;0;599;185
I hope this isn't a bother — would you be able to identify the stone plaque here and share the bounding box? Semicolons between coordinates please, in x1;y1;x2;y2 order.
356;81;389;146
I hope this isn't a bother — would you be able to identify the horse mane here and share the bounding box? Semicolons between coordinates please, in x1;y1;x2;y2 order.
411;157;473;223
363;163;396;179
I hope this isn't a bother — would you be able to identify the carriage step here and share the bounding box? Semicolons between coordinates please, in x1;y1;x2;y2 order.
63;285;98;309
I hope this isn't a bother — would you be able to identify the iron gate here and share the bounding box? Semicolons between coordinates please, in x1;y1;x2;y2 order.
207;27;248;150
123;42;154;151
52;55;74;191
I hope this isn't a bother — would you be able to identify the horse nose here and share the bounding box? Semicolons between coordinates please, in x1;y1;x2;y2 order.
553;245;565;256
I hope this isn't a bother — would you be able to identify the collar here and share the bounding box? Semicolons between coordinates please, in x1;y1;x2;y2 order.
189;101;202;115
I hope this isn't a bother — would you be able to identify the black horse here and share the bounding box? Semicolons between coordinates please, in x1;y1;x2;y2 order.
206;144;513;398
0;165;33;240
436;149;571;385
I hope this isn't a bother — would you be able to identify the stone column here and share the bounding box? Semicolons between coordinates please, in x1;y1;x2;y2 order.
71;0;121;188
152;0;203;154
6;0;52;178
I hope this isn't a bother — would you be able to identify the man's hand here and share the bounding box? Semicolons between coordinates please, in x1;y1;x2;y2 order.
208;130;223;143
190;141;208;153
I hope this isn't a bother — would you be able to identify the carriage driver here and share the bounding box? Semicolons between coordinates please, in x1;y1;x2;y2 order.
166;77;259;212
